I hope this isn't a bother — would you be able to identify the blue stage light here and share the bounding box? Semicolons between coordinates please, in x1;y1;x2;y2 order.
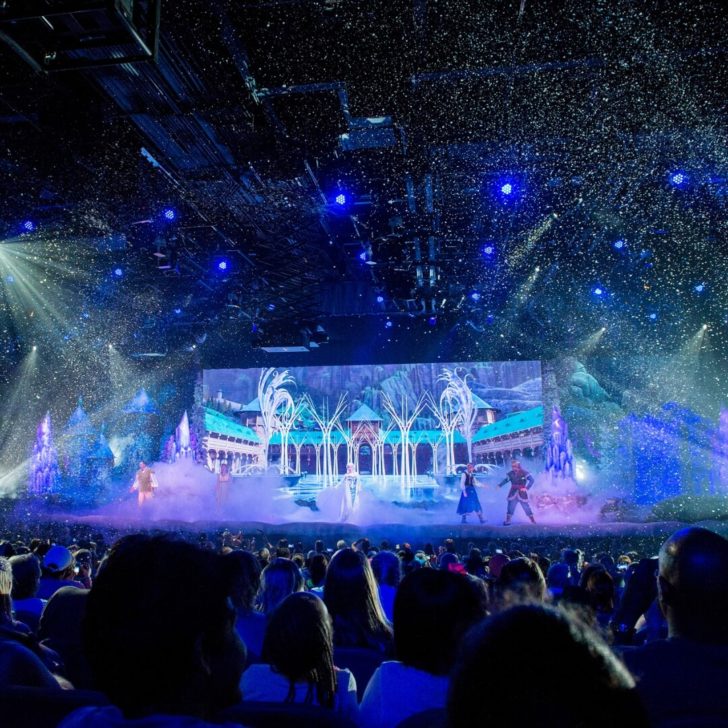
501;183;513;195
427;315;438;326
376;295;385;303
5;275;14;283
694;283;705;293
649;313;658;320
22;220;35;232
593;286;604;296
669;171;688;187
385;320;393;329
113;268;123;277
217;260;228;271
174;307;182;315
614;239;625;250
483;244;495;256
470;292;481;302
335;193;347;206
267;302;276;311
358;251;367;261
163;208;176;220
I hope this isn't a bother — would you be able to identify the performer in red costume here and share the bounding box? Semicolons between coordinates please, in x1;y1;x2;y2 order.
497;459;536;525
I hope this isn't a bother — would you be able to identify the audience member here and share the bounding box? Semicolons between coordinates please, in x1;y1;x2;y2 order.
494;556;547;609
621;527;728;726
9;552;45;633
224;549;265;663
60;535;245;726
241;592;358;720
448;604;648;727
256;557;304;615
360;568;487;728
324;548;392;653
37;546;84;601
370;550;400;623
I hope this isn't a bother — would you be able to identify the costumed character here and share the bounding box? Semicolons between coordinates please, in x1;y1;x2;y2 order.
130;460;158;507
456;463;485;524
216;462;231;508
497;459;536;525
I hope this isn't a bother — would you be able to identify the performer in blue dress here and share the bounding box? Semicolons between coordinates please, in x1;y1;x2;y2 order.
457;463;485;524
497;459;536;525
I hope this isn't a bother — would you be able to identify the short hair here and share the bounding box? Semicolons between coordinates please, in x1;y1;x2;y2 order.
395;569;487;675
258;558;304;615
448;604;647;727
83;535;245;718
9;553;41;601
371;550;400;587
496;557;547;606
224;550;261;613
261;592;337;708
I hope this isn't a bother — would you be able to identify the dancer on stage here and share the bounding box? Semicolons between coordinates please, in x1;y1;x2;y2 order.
497;459;536;525
130;460;158;507
338;463;361;522
216;461;231;507
457;463;485;524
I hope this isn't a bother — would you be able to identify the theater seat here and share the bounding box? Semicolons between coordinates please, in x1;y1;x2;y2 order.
217;701;357;728
0;686;108;728
333;646;385;701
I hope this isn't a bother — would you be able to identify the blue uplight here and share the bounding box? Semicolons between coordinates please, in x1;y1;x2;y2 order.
113;268;123;277
483;244;495;256
593;286;604;296
470;292;481;302
217;260;228;271
335;193;347;206
358;251;367;261
174;307;182;315
376;295;385;303
427;315;438;326
22;220;35;232
669;171;688;187
385;320;393;329
163;208;177;221
614;239;625;250
501;183;513;195
694;283;705;293
649;313;658;320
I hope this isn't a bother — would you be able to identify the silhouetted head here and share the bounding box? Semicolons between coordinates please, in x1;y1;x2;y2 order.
371;550;400;587
324;547;391;650
448;604;647;727
224;550;261;613
496;556;547;607
9;552;41;600
658;527;728;643
83;535;245;719
395;569;487;675
261;592;337;708
258;558;304;615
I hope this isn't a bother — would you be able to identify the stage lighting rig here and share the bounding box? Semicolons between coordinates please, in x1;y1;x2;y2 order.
0;0;161;72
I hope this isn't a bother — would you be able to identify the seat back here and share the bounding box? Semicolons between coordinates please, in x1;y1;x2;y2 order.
333;646;385;701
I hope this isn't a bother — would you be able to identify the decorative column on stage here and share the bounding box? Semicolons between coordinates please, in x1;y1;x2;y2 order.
545;405;574;479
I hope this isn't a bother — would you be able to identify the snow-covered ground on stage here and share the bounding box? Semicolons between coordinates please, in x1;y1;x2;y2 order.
60;456;615;528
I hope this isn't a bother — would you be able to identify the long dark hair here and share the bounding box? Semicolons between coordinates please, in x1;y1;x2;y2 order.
262;592;337;709
257;558;304;615
224;550;261;614
324;548;392;651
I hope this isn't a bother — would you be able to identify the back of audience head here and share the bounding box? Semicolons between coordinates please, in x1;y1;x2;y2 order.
395;569;487;675
258;557;304;614
261;591;337;708
495;556;547;607
308;552;328;588
224;549;261;613
371;550;400;587
83;534;245;719
41;545;75;581
9;552;41;601
658;526;728;643
324;547;392;650
448;604;648;727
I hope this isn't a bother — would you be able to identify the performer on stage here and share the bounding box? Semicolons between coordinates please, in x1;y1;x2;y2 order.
338;463;361;522
457;463;485;524
497;459;536;525
216;461;231;508
130;460;157;507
